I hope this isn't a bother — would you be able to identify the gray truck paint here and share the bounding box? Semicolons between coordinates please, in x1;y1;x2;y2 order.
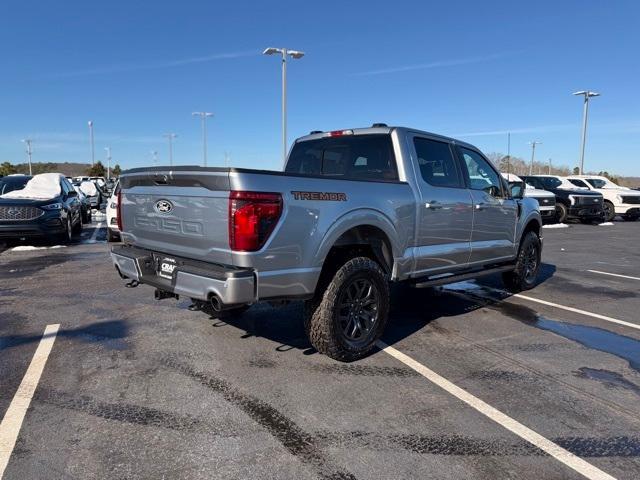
113;126;541;305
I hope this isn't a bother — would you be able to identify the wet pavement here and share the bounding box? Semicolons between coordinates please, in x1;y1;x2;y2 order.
1;220;640;479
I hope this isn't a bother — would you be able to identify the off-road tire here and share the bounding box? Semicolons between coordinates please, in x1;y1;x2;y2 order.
502;231;541;292
555;203;568;223
623;213;639;221
305;256;389;362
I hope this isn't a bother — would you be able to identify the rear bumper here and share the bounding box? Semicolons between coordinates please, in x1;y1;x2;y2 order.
111;245;257;305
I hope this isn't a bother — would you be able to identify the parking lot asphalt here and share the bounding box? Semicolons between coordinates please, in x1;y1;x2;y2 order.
1;220;639;480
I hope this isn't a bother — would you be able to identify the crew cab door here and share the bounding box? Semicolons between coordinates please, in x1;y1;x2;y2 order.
456;147;518;264
411;135;473;274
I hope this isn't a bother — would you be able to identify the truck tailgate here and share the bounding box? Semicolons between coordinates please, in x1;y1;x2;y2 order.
119;168;233;265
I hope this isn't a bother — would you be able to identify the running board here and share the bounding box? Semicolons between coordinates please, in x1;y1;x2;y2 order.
411;265;514;288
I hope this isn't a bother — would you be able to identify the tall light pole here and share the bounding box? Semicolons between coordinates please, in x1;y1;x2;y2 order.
263;47;305;165
573;90;600;175
548;158;552;175
192;112;213;166
21;139;33;175
163;133;177;166
88;120;95;166
528;141;542;175
104;147;112;180
506;132;511;174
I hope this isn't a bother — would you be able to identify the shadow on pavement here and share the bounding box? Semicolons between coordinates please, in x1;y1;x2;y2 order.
205;263;558;361
0;320;129;351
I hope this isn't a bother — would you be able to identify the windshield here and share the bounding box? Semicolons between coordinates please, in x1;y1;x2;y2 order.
539;177;563;189
0;176;31;195
586;178;614;188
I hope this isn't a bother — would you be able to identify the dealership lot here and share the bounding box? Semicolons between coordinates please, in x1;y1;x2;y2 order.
1;222;639;479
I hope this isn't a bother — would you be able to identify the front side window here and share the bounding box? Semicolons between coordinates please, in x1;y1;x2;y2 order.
285;134;398;181
459;148;503;197
413;137;462;188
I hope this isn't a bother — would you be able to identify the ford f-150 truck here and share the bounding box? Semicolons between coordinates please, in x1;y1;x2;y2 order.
111;125;543;361
520;175;604;224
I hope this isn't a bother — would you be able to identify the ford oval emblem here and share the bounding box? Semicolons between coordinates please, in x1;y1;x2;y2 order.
155;199;173;213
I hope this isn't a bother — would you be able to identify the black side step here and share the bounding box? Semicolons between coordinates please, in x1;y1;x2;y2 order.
411;265;514;289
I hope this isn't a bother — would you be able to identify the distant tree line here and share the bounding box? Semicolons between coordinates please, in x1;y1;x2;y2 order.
485;153;627;185
0;161;121;178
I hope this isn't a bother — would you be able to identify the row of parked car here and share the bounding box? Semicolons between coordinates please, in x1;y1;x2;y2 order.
502;173;640;223
0;173;120;243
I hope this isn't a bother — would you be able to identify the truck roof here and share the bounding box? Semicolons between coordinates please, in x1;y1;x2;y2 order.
294;125;478;150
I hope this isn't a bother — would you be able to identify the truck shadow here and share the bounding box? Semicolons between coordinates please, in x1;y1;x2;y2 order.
0;320;130;351
211;263;557;361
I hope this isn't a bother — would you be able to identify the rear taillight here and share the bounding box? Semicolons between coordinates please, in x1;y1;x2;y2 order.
229;191;282;251
116;190;123;231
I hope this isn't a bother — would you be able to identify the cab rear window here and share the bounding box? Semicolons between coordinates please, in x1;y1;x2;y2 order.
285;134;398;181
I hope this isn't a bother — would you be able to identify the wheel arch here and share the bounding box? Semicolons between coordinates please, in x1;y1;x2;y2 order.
312;211;398;297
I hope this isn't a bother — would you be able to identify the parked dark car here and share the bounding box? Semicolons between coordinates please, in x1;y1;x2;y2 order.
72;184;93;223
521;175;604;223
0;174;83;242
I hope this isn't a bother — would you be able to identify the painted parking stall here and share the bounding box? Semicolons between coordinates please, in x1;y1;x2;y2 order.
0;222;639;479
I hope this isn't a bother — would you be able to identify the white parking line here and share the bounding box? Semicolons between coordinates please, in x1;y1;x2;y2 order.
378;341;617;480
587;270;640;281
512;294;640;331
0;324;59;478
84;222;104;244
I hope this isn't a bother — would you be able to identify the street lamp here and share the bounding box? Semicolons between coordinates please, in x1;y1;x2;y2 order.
263;47;305;165
192;112;213;167
528;141;542;175
21;139;33;175
163;133;178;166
88;120;95;166
573;90;600;175
104;147;112;180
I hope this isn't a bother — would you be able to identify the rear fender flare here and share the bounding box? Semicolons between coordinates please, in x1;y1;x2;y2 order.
313;208;400;270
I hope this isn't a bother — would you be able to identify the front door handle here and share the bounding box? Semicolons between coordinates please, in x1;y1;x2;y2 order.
425;201;443;210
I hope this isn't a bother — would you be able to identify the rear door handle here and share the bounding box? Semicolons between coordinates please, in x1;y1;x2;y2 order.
425;201;443;210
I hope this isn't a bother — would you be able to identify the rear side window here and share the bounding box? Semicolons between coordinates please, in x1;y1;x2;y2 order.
285;134;398;181
413;137;462;188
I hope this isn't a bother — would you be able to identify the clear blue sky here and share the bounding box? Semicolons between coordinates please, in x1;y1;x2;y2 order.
1;0;639;175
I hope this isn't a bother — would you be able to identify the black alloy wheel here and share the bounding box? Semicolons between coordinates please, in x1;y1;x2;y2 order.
337;277;380;347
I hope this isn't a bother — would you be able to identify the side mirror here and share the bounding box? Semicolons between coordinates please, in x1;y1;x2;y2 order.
510;183;524;199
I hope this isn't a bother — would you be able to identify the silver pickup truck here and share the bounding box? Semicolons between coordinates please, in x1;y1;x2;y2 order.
111;125;542;361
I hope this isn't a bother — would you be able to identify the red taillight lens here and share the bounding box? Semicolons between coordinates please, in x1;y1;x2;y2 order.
229;191;282;251
116;189;123;231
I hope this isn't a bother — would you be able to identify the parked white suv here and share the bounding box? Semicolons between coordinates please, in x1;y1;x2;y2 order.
566;175;640;221
502;173;556;222
106;181;120;242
